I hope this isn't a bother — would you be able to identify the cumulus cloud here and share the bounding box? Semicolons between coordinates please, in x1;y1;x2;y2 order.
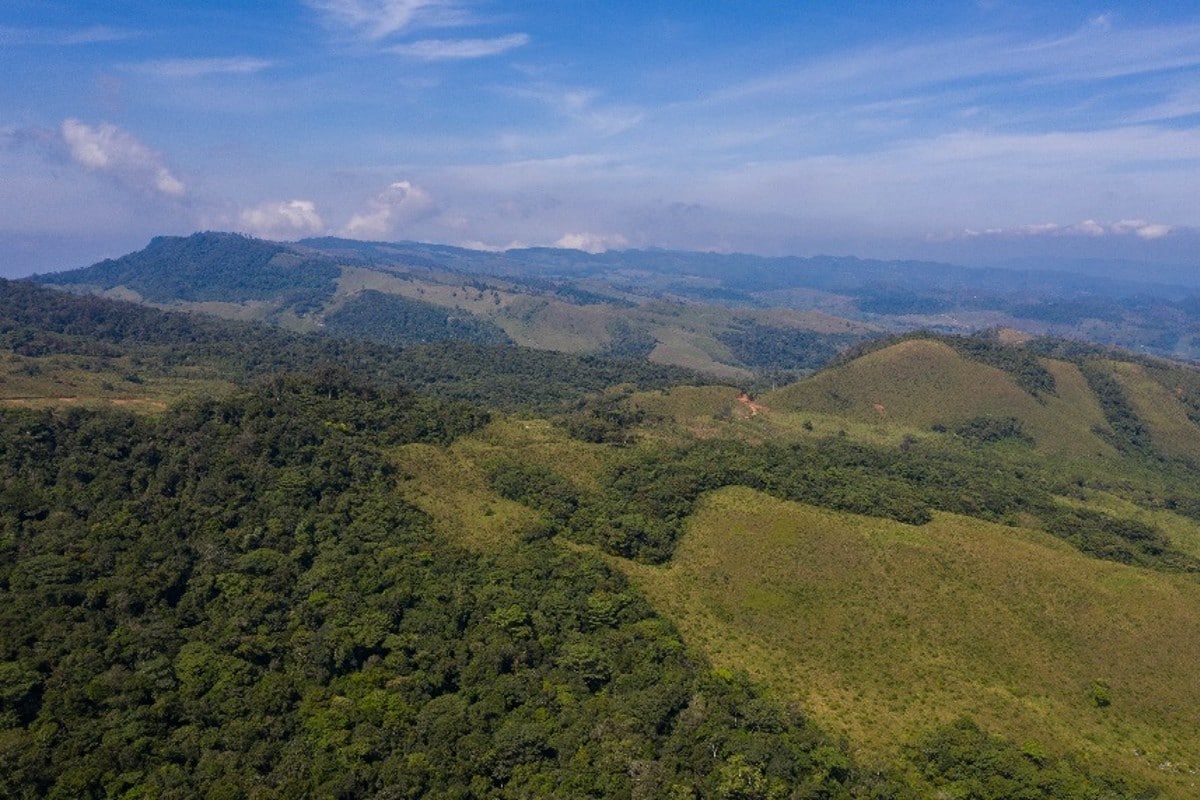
389;33;529;59
554;232;629;254
239;200;325;240
341;181;438;239
954;219;1175;241
60;119;185;197
305;0;464;40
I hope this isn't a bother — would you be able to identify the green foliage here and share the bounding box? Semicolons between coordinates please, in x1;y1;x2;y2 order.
716;319;861;372
495;436;1069;563
1078;360;1154;456
1042;506;1198;572
0;376;863;799
324;289;513;346
602;318;658;360
906;718;1154;800
1087;680;1113;709
560;389;647;444
2;279;706;412
954;415;1035;445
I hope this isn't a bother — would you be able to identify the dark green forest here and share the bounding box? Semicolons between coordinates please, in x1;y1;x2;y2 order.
324;290;513;347
39;233;341;311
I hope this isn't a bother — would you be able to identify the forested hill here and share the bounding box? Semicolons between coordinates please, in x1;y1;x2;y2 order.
39;232;342;307
0;279;703;412
1;275;1185;797
0;376;865;798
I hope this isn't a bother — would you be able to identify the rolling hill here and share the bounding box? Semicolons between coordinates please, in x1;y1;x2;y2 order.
10;255;1200;797
36;230;1200;377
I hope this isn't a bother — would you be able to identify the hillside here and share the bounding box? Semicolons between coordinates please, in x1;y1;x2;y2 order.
36;231;1200;377
626;487;1200;795
6;277;1200;797
765;337;1114;458
35;232;880;379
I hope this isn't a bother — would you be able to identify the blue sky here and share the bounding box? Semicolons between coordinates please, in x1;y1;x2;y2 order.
3;1;1200;275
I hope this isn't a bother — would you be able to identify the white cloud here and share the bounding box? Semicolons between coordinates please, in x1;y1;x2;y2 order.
554;232;628;254
390;33;529;60
341;180;438;239
508;85;643;136
305;0;463;41
239;200;325;240
954;219;1175;241
129;57;275;79
1112;219;1173;240
0;25;139;46
459;239;528;252
59;119;185;197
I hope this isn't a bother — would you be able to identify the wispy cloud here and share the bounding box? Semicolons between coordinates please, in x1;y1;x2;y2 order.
390;33;528;60
127;57;275;79
305;0;466;41
711;20;1200;106
506;86;644;137
954;219;1175;241
0;24;139;46
306;0;528;61
60;119;186;198
688;17;1200;143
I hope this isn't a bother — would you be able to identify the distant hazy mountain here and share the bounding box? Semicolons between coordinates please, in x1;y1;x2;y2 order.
37;231;1200;365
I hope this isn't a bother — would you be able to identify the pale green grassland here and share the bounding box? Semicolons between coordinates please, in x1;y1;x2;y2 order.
1061;490;1200;562
1109;359;1200;461
390;417;615;550
623;486;1200;797
0;350;232;413
384;386;1200;797
764;339;1117;458
628;383;945;449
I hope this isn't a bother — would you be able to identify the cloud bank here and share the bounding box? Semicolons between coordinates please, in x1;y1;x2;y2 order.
954;219;1175;241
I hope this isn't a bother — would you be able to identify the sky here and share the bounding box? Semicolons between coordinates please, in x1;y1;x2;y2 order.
3;1;1200;277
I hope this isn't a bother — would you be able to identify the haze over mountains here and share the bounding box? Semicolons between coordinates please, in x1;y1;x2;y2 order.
35;232;1200;370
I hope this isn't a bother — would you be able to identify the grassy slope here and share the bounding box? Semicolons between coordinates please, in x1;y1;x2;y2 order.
623;486;1200;797
0;349;233;413
173;262;876;377
1108;360;1200;461
764;339;1116;458
390;417;615;551
391;413;1200;797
